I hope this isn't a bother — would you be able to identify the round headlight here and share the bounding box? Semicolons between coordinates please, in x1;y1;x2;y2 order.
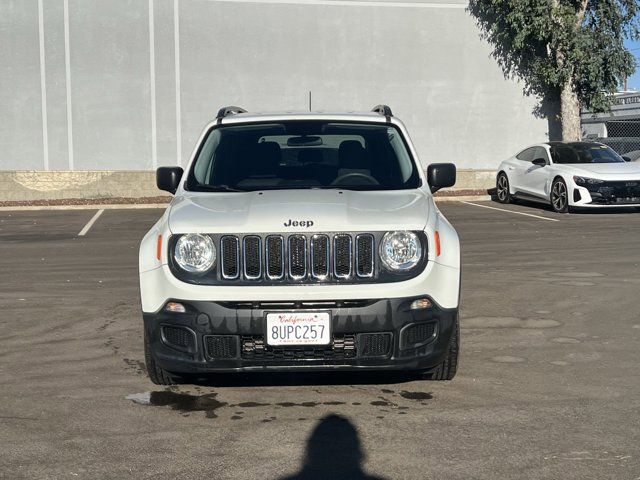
174;234;216;273
379;231;422;271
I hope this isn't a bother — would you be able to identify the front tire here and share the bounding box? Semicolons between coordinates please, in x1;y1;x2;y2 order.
423;316;459;381
144;329;179;385
550;177;570;213
496;173;511;204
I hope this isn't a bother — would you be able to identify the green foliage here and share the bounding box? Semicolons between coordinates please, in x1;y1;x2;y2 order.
468;0;640;112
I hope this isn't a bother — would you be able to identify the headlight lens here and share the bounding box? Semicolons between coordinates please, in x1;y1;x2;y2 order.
379;231;422;271
174;234;216;273
573;176;604;185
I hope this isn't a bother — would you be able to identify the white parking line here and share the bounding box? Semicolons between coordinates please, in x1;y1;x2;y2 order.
78;209;105;236
461;201;560;222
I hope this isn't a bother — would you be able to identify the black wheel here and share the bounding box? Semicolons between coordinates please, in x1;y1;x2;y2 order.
550;177;570;213
423;316;459;381
144;329;179;385
496;173;511;204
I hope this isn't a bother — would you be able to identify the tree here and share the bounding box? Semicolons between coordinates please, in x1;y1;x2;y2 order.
468;0;640;140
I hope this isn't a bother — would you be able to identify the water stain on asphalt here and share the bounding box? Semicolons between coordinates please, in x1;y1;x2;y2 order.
122;358;145;375
237;402;270;408
399;391;433;401
128;389;430;419
126;391;227;418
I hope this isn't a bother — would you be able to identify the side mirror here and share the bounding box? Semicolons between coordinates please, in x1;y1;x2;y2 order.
427;163;456;193
622;155;632;162
156;166;184;194
532;157;547;167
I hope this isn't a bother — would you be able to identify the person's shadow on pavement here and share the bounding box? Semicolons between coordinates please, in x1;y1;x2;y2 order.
279;414;389;480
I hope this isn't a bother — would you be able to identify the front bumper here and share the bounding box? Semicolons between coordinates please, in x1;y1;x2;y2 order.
573;182;640;207
144;295;458;374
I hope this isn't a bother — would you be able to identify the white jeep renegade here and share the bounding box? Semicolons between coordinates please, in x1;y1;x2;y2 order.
139;105;460;384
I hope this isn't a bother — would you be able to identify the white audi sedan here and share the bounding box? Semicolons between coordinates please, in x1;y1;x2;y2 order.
496;141;640;213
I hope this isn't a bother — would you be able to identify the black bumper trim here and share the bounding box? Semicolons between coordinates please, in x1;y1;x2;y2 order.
144;295;458;374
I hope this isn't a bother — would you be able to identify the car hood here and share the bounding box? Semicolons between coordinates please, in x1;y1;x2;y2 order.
168;189;431;234
564;162;640;178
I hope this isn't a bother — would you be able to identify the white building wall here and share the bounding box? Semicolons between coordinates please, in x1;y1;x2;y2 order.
0;0;548;172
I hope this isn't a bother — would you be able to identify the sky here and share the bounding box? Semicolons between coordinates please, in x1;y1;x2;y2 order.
624;38;640;90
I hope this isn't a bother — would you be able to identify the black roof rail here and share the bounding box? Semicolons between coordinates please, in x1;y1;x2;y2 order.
371;104;393;117
216;106;248;123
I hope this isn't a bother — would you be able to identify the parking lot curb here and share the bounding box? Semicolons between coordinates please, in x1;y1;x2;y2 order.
435;195;492;202
0;203;169;211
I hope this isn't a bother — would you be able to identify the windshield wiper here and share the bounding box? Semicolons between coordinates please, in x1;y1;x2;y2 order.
194;184;248;192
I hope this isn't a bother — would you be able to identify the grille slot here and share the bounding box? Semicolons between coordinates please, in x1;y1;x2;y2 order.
221;236;240;279
161;326;195;352
288;235;307;279
356;234;374;278
266;236;284;279
311;235;330;279
358;332;393;357
205;335;238;359
334;234;352;278
243;236;262;279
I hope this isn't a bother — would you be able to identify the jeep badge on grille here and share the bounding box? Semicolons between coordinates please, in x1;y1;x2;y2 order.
284;219;314;227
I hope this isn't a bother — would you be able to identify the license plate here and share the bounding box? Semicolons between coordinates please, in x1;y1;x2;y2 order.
265;312;331;346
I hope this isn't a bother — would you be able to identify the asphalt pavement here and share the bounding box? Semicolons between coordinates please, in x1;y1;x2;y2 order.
1;200;639;479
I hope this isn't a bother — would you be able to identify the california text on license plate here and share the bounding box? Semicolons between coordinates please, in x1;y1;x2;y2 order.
265;312;331;346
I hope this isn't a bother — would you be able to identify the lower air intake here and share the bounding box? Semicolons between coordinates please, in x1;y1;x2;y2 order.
161;326;195;352
241;334;356;360
205;335;238;359
358;333;393;357
402;322;436;348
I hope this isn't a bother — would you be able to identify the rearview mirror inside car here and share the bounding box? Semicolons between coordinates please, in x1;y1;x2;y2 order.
532;157;547;166
427;163;456;193
156;166;184;194
286;136;323;147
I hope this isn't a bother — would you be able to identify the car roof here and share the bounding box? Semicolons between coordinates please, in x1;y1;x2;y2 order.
546;141;604;147
217;111;389;125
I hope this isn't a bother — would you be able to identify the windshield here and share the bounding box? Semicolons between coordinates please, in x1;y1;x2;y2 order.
186;121;421;191
550;143;625;164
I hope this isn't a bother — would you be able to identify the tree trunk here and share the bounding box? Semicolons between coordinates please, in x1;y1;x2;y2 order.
541;94;562;141
560;80;581;141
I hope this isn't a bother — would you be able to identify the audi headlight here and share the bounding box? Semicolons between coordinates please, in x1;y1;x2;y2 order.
174;234;216;273
573;176;604;185
379;231;422;271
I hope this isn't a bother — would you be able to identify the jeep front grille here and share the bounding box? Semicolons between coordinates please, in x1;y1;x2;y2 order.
220;233;374;283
